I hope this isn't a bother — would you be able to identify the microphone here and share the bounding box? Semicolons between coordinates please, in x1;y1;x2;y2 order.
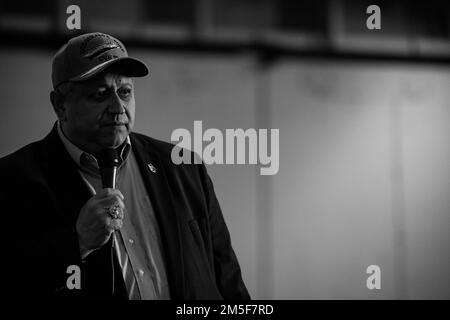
98;148;120;189
97;148;121;296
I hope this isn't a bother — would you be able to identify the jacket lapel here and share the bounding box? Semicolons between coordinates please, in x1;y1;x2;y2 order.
40;123;92;225
130;134;185;300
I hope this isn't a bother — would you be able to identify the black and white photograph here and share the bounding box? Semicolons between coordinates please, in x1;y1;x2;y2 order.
0;0;449;312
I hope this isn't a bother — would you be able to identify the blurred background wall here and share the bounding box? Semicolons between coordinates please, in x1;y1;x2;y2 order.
0;0;449;299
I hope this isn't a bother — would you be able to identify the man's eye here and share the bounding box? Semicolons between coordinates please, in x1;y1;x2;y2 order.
118;88;132;98
95;89;107;99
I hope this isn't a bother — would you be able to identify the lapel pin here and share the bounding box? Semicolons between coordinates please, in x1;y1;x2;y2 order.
147;163;157;173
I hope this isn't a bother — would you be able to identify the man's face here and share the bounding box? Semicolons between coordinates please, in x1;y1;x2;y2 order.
60;71;135;155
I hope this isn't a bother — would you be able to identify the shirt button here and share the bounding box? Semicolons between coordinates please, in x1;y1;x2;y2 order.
138;269;145;276
128;238;134;244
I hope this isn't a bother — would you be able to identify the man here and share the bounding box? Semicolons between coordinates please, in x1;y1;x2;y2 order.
0;32;250;299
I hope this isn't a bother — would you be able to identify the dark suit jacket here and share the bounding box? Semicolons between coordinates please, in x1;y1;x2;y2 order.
0;123;250;299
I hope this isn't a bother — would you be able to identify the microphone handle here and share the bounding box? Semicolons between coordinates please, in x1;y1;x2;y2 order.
100;167;117;189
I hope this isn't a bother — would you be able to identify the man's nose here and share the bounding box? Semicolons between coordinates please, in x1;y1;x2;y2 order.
107;92;125;114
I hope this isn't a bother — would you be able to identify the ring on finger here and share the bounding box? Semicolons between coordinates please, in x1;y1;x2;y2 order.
106;203;121;220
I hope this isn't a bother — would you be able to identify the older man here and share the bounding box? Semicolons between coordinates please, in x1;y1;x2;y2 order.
0;32;250;300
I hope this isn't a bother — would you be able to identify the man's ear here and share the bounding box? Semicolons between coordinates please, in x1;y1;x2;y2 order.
50;90;67;121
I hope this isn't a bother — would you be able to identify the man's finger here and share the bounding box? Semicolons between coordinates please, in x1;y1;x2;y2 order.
95;188;124;200
108;218;123;231
97;194;125;209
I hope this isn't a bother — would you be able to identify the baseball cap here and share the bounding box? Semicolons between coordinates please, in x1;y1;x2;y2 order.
52;32;149;89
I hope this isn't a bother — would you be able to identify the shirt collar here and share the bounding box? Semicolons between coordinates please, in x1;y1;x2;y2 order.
57;121;131;174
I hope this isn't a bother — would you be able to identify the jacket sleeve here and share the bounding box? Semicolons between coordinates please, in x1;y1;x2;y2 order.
198;164;251;300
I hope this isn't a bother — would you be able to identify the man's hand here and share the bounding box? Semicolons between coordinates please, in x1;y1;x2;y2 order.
76;188;125;256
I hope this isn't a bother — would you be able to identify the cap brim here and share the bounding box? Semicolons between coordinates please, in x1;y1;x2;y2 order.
70;57;149;82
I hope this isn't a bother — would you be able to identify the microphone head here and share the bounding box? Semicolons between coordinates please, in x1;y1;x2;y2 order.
97;148;120;169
